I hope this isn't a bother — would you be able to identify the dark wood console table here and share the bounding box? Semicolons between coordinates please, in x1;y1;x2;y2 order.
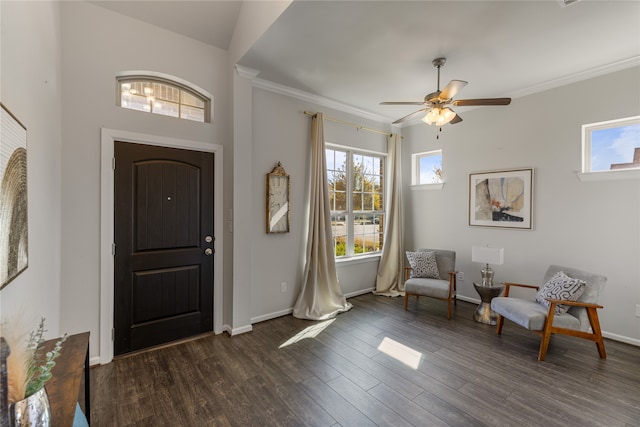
42;332;90;426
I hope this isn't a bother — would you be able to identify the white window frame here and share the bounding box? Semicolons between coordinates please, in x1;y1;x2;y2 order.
116;74;212;123
326;144;386;259
410;149;444;190
579;115;640;182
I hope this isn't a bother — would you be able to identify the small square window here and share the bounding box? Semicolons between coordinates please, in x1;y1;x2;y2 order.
582;116;640;173
412;150;443;185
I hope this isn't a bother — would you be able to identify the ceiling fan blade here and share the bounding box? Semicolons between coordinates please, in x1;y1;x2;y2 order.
380;101;425;105
439;80;468;100
392;108;427;124
453;98;511;106
450;114;463;124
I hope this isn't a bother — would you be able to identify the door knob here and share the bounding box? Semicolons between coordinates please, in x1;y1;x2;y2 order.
205;235;213;243
205;248;213;256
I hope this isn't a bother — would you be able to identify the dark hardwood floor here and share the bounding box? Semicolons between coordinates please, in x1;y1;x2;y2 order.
89;293;640;426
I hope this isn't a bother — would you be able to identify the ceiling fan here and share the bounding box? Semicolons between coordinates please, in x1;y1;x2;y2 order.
380;57;511;126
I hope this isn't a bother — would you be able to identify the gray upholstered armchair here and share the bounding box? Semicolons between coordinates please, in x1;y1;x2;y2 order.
404;249;457;319
491;265;607;361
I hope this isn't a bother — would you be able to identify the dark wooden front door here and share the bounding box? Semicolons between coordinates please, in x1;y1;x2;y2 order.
114;141;214;355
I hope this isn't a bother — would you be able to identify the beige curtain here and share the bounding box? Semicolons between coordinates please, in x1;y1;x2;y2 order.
293;113;352;320
374;133;404;296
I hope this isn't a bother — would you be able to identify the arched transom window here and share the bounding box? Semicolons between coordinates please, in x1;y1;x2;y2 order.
117;76;211;123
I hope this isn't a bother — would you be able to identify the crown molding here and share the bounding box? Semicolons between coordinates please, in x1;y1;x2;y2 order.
557;0;582;8
509;56;640;99
252;77;394;124
235;64;260;79
244;56;640;129
398;57;640;129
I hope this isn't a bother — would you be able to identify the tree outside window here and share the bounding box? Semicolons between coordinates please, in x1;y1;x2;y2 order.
412;150;443;185
327;147;384;257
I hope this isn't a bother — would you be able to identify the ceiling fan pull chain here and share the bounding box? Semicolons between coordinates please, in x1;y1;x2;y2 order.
436;127;443;139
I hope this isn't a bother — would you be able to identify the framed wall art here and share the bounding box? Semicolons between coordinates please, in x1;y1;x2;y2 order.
469;168;533;229
0;103;28;289
266;162;290;233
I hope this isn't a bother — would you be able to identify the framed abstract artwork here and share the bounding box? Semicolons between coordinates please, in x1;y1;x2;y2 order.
0;103;28;289
469;168;533;229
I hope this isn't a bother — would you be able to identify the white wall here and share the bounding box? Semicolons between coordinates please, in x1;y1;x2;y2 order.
227;2;293;333
229;1;293;65
0;0;394;359
0;2;63;338
4;0;636;362
230;67;255;334
250;87;388;322
402;66;640;344
59;1;231;359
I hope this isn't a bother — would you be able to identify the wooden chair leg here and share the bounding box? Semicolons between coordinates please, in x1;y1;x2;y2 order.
587;307;607;359
453;277;457;306
496;315;504;335
404;292;409;310
538;325;552;361
538;305;556;361
447;298;452;320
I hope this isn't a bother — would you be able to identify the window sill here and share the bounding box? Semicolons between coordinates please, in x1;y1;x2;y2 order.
336;253;381;266
577;169;640;182
409;183;444;191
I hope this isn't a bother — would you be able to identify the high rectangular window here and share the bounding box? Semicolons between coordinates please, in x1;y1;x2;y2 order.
326;147;385;258
412;150;443;185
582;116;640;173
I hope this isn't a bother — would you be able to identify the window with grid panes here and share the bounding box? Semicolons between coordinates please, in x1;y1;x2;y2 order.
326;147;385;258
117;77;210;123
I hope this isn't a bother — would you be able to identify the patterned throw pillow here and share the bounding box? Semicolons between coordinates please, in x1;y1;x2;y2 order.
535;271;586;314
406;251;440;279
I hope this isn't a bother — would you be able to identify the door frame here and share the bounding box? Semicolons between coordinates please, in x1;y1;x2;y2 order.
100;128;224;365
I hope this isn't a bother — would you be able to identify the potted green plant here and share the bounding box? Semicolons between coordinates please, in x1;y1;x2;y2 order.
6;318;66;427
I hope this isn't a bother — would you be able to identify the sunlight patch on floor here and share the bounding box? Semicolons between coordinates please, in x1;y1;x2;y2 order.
279;318;335;348
377;337;422;369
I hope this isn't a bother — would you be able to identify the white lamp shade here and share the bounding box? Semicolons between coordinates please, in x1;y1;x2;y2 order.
472;246;504;265
438;107;456;125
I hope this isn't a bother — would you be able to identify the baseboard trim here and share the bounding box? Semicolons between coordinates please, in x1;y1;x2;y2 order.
602;331;640;347
345;287;376;298
227;324;252;336
455;294;480;305
94;293;639;363
249;288;377;326
251;308;293;324
456;294;640;347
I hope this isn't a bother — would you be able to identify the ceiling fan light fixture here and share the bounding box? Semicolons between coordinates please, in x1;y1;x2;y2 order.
422;108;439;125
382;57;511;125
439;107;456;125
422;107;456;126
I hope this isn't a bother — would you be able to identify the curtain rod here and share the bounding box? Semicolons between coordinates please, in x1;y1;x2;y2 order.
304;111;392;137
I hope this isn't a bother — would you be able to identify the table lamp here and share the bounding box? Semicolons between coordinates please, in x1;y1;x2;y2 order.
472;246;504;286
